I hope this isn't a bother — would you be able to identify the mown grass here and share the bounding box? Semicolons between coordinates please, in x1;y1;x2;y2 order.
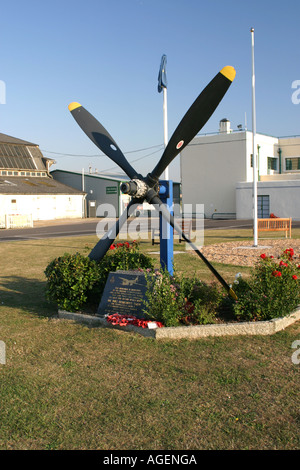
0;230;299;450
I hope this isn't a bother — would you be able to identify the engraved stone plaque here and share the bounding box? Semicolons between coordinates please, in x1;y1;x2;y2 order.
97;270;149;318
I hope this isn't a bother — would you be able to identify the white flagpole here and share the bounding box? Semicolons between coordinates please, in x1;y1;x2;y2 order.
162;86;169;179
251;27;258;247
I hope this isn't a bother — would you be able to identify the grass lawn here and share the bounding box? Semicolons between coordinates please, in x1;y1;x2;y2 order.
0;229;299;450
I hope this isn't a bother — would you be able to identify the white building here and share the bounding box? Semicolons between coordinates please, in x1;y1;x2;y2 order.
180;120;300;220
0;133;86;226
51;169;182;218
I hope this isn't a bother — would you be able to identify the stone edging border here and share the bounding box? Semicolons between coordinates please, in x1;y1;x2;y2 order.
57;307;300;340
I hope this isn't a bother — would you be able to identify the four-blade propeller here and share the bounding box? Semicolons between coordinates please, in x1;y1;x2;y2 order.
68;65;237;299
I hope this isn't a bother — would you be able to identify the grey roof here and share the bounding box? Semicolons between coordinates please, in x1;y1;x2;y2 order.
51;169;130;182
0;176;86;195
0;132;37;146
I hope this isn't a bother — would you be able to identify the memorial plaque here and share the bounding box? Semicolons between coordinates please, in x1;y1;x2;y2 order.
97;270;149;318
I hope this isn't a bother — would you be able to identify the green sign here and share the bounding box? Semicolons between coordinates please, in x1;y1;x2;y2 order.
106;186;118;195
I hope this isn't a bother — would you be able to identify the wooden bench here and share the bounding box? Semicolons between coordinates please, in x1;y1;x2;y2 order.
257;218;292;238
151;220;192;245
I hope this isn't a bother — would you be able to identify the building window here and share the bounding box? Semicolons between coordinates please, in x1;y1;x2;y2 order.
257;195;270;218
267;157;277;172
285;157;300;171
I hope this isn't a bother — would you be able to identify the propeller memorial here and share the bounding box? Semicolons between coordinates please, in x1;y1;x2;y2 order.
68;65;237;299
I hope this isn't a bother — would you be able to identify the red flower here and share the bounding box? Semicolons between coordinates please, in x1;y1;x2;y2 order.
279;261;288;267
292;275;298;280
284;248;294;259
260;253;267;259
125;241;130;248
109;244;116;250
106;313;163;328
272;270;282;277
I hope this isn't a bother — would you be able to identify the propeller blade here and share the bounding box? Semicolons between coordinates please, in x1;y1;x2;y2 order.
150;66;236;179
89;197;139;261
150;194;237;300
68;102;139;179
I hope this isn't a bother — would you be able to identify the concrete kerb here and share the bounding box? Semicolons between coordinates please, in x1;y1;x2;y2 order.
57;307;300;340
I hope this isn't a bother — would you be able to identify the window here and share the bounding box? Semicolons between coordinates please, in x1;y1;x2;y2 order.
285;157;300;171
267;157;277;171
257;195;270;218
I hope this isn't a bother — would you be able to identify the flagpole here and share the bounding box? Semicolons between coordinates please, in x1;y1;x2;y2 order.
251;27;258;247
162;86;169;179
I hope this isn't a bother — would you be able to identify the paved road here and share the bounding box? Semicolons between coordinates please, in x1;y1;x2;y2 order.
0;217;298;242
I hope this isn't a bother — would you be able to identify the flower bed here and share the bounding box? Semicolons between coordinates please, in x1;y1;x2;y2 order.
106;313;163;329
48;243;300;331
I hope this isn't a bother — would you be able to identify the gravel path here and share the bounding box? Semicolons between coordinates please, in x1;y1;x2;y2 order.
199;239;300;267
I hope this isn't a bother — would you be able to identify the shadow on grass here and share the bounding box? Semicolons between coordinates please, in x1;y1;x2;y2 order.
0;276;55;318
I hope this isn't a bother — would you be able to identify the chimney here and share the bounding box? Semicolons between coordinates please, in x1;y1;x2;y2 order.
219;118;231;134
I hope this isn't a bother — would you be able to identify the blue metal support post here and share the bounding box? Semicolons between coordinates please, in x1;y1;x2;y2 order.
158;180;174;275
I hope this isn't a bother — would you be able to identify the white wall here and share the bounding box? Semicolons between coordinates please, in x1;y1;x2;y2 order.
236;180;300;220
181;128;281;219
181;131;248;218
0;194;85;220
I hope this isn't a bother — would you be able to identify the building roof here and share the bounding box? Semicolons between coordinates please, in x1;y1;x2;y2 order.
0;132;37;146
51;169;130;182
51;169;181;184
0;176;86;195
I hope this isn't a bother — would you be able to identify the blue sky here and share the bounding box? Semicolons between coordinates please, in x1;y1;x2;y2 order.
0;0;299;181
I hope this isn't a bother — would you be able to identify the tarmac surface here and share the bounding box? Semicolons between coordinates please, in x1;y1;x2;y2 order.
0;217;299;242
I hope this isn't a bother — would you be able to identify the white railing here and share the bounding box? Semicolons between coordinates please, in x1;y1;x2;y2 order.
0;214;33;229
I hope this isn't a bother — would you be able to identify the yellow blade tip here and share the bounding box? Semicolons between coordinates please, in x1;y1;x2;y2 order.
229;288;238;301
220;66;236;82
68;102;82;112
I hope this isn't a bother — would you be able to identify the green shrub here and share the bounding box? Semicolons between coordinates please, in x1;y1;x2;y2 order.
97;241;154;292
44;252;101;312
142;268;222;327
44;241;154;312
228;249;300;321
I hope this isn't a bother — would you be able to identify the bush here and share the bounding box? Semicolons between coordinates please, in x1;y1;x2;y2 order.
229;249;300;321
44;241;154;312
44;252;101;312
142;268;222;327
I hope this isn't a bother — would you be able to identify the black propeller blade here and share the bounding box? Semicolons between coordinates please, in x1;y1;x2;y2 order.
68;102;139;180
89;197;140;261
68;65;237;297
149;66;236;180
150;194;237;300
